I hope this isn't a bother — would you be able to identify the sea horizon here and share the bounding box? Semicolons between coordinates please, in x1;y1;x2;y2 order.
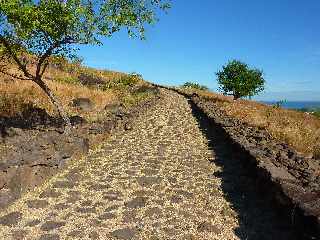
261;101;320;110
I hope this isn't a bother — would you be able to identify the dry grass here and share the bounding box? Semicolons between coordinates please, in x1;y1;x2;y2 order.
0;80;116;119
192;89;320;158
0;60;152;122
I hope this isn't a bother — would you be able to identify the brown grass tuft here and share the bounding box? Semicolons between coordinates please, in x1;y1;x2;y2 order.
194;90;320;158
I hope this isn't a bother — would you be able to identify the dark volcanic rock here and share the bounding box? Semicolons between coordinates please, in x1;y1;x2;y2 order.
25;219;41;227
11;229;28;240
38;233;60;240
40;221;66;231
39;189;62;199
71;98;94;111
136;176;161;187
197;221;222;234
125;197;147;209
0;211;22;226
70;116;87;125
104;103;125;113
0;128;89;209
111;228;136;240
26;199;49;209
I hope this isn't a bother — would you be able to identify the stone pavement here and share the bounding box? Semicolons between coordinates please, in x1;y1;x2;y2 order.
0;89;293;240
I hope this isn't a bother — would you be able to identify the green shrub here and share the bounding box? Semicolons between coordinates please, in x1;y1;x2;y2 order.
272;100;287;109
54;76;79;85
117;73;141;87
103;73;141;90
122;90;153;107
182;82;209;91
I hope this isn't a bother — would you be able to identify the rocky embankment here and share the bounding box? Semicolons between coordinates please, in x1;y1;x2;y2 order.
175;89;320;239
0;89;161;209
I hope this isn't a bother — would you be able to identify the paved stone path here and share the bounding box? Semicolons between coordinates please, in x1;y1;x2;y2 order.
0;89;294;239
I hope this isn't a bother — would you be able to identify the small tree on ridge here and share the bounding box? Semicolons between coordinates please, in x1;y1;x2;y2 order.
216;60;265;100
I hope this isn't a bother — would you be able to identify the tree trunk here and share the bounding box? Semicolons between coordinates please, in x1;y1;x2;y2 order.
33;77;71;134
233;93;240;100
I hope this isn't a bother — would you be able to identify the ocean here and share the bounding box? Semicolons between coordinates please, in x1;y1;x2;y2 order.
261;101;320;110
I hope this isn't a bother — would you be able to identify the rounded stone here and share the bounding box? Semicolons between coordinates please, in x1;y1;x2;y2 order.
0;211;22;226
111;228;136;240
197;221;222;234
25;219;41;227
53;203;70;210
39;190;62;199
98;212;116;220
67;230;83;238
125;197;147;209
52;181;75;189
11;229;28;240
88;231;100;239
38;233;60;240
40;221;66;231
26;199;49;209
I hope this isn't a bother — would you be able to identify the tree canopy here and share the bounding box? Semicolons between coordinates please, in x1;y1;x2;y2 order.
216;60;265;100
182;82;209;91
0;0;170;132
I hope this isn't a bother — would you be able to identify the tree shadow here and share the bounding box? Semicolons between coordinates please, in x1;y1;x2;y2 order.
187;98;300;240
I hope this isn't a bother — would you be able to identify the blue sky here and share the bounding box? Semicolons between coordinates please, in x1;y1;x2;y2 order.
79;0;320;101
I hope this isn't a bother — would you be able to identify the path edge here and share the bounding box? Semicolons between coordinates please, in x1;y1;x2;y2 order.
151;83;320;240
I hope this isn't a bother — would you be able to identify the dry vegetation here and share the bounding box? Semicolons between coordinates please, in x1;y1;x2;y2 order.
0;59;155;122
186;89;320;158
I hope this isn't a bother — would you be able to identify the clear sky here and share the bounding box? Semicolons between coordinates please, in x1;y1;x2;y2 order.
79;0;320;101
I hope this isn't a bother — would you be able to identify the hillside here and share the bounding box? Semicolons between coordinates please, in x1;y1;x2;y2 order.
180;87;320;159
0;59;156;122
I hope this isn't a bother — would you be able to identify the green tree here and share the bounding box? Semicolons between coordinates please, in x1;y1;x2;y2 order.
0;0;170;133
182;82;209;91
216;60;265;100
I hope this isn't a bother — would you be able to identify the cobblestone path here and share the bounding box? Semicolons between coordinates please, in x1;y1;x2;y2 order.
0;89;293;240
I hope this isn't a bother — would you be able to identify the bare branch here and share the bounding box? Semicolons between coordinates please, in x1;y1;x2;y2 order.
36;43;58;77
35;36;76;78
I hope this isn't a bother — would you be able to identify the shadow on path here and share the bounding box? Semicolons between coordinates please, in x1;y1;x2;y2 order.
187;98;299;240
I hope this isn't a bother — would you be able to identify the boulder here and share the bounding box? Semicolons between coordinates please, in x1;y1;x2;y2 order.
71;98;94;111
70;116;87;126
104;102;126;114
